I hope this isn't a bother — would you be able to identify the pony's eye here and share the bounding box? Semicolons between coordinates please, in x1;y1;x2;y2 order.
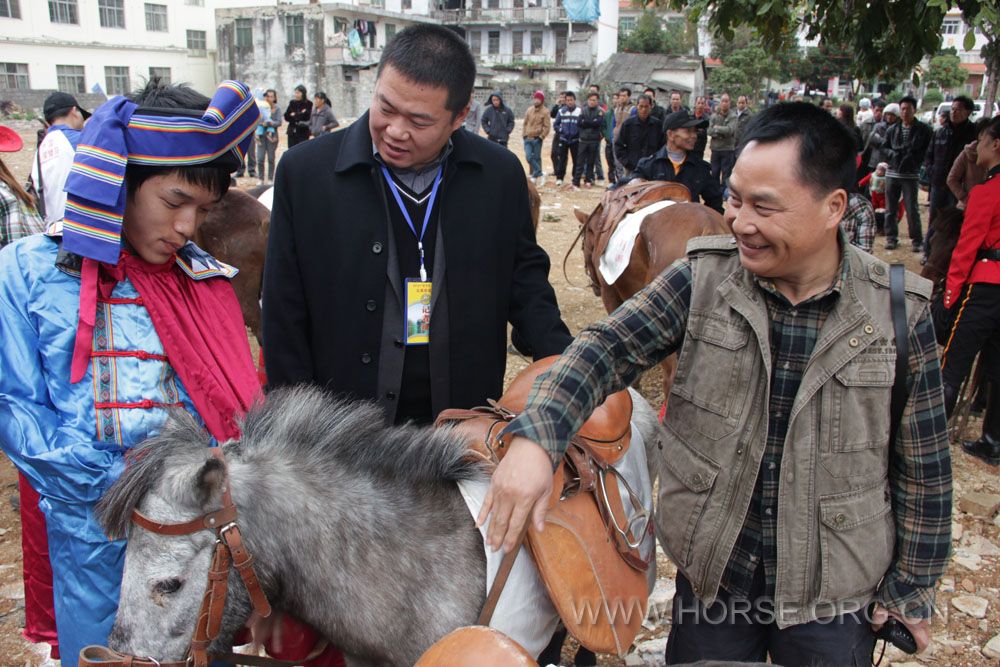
153;578;184;595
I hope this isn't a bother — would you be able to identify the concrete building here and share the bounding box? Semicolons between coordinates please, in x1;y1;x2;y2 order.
938;9;991;98
216;0;620;118
0;0;219;105
593;52;706;99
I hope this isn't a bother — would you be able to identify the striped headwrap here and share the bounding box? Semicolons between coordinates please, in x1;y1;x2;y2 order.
63;80;259;263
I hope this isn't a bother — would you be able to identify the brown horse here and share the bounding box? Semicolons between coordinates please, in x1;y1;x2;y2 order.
573;185;730;400
194;188;270;345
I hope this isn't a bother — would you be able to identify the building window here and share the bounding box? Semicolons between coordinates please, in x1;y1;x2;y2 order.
98;0;124;28
144;3;167;31
469;31;481;54
105;66;130;96
555;79;567;93
235;18;253;49
1;62;29;89
941;19;960;35
619;15;636;35
0;0;21;19
333;17;347;33
56;64;85;93
488;30;499;54
48;0;78;24
385;23;396;40
184;0;204;5
512;30;524;55
187;29;206;54
402;0;412;8
486;0;499;8
149;66;171;84
285;14;304;47
530;30;543;54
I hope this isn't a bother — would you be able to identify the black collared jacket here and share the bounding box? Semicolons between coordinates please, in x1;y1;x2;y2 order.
262;113;572;421
633;146;725;213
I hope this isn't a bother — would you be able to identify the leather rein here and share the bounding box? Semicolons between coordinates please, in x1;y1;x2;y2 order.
80;448;322;667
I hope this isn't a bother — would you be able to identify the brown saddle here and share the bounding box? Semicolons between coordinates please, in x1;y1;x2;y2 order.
592;180;692;260
436;357;651;656
414;627;539;666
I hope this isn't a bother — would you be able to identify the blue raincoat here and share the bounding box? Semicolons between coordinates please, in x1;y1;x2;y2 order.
0;233;234;661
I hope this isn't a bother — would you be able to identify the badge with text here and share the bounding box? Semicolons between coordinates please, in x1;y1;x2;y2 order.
405;279;432;346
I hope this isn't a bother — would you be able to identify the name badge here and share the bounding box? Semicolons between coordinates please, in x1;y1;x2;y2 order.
405;279;432;346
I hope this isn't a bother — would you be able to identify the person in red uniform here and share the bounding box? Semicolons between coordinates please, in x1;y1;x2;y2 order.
941;116;1000;464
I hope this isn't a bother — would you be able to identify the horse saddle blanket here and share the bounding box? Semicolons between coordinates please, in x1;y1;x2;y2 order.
455;412;654;659
599;200;678;285
592;181;691;260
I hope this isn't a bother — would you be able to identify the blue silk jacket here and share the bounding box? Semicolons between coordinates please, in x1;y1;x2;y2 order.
0;232;236;661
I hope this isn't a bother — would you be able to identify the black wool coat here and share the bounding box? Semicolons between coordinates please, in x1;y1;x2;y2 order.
262;113;572;419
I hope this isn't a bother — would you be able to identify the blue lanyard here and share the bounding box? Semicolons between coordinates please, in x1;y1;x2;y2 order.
380;165;444;281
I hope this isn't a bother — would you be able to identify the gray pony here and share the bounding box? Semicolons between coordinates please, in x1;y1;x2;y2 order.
97;386;488;666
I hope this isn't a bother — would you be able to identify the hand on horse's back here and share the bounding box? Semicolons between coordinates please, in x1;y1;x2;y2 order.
477;437;553;553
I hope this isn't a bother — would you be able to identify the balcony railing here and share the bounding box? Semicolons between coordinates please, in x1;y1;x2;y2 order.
326;46;383;64
433;5;568;23
476;52;564;66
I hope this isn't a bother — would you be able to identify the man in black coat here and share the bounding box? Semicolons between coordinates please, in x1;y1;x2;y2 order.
923;96;977;231
614;95;665;177
631;110;724;213
263;25;572;426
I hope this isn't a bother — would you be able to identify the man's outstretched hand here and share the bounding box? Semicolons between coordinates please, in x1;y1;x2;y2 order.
477;436;554;553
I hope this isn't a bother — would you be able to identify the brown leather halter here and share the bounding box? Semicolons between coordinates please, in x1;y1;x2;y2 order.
80;448;279;667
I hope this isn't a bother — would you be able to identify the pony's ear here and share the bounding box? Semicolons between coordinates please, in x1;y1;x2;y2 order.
192;454;227;508
574;207;588;226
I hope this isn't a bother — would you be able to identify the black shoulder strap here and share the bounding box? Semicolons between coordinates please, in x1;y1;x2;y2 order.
889;263;909;446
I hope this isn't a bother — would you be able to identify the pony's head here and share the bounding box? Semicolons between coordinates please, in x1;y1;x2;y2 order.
97;411;249;661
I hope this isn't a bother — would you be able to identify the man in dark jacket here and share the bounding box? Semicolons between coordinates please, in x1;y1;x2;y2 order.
481;91;515;146
578;92;605;187
924;96;977;230
643;87;666;125
883;96;933;250
632;110;724;213
690;95;710;162
553;91;583;187
614;94;665;176
263;25;572;425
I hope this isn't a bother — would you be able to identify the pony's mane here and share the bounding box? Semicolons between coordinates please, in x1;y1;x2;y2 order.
97;386;485;539
96;408;211;540
237;386;485;484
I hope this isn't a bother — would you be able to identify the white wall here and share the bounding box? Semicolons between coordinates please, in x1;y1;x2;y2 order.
0;0;218;93
595;0;618;66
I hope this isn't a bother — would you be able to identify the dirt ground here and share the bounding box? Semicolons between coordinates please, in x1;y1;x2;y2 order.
0;116;996;666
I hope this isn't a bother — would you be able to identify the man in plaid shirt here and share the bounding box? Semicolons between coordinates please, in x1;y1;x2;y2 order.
478;103;952;664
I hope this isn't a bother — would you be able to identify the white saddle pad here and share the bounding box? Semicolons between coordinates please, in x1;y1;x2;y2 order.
598;200;677;285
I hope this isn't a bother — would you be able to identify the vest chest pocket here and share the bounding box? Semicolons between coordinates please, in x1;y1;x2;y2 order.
820;357;894;456
672;312;754;440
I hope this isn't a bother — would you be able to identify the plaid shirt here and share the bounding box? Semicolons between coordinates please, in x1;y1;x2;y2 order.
841;192;876;253
0;182;45;249
505;242;951;618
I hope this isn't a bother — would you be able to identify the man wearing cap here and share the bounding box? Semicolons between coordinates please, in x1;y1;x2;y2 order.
0;79;261;662
30;92;89;224
523;90;550;185
630;110;724;213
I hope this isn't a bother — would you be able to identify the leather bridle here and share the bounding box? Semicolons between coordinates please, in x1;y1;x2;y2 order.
80;447;282;667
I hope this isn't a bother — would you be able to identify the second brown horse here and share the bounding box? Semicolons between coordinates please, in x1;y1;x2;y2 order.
573;182;730;401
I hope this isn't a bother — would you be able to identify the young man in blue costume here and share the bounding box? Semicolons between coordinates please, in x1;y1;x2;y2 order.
0;79;262;662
